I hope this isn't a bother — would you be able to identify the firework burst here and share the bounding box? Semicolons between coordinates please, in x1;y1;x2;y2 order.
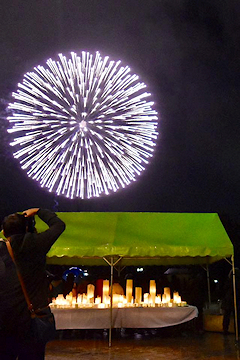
7;51;158;199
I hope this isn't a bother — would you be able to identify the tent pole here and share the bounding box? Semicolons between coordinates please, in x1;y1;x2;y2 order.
103;256;122;347
232;255;239;342
116;265;126;277
206;263;211;308
109;256;114;347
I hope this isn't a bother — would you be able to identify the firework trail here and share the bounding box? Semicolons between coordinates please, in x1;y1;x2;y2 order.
7;51;158;199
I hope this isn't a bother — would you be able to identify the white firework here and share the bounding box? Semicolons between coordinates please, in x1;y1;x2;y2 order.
7;51;158;199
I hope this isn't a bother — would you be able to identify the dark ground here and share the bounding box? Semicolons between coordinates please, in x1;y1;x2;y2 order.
45;328;240;360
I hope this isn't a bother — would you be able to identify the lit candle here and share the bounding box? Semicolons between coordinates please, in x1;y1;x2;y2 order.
98;303;106;308
162;294;167;304
82;293;88;304
135;287;142;304
87;284;95;301
105;296;110;305
95;296;101;304
144;292;149;304
68;291;73;302
164;287;171;303
113;294;120;305
149;280;156;304
126;279;133;303
173;291;179;303
102;280;109;303
65;294;73;307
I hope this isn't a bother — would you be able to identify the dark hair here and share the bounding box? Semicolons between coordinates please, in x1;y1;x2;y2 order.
2;213;27;238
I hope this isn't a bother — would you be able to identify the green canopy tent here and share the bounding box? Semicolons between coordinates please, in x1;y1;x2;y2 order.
35;212;238;344
1;212;235;344
34;212;233;266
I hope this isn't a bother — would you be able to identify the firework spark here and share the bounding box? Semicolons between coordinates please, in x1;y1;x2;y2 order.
7;51;158;199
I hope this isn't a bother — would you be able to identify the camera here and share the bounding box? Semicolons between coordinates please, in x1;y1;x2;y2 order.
26;216;36;233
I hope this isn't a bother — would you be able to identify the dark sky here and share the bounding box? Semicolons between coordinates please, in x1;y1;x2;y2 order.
0;0;240;217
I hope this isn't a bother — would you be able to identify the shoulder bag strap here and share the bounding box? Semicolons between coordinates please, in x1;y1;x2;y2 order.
6;239;35;313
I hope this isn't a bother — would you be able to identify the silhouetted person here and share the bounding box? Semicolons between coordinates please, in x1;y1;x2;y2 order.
221;268;240;335
0;208;65;359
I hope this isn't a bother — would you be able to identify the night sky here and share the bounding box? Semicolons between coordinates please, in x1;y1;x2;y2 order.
1;0;240;218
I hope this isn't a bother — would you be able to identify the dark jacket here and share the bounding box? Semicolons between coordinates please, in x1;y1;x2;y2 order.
0;209;65;338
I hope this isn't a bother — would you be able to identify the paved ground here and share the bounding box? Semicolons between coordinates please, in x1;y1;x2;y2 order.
45;329;240;360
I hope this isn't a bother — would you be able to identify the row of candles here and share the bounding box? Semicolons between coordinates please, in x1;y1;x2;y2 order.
50;279;187;308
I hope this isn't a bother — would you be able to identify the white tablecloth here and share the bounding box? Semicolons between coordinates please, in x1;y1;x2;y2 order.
51;306;198;330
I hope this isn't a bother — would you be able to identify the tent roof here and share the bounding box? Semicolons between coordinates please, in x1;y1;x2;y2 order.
35;212;233;266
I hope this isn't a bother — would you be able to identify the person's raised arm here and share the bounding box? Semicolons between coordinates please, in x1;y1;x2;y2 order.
23;208;66;255
22;208;40;218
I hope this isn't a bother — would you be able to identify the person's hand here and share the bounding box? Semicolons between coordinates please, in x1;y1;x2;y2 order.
22;208;40;217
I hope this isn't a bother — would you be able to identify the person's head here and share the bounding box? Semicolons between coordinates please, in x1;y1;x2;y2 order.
2;213;27;238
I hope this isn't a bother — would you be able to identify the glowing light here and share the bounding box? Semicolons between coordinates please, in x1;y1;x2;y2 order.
7;51;158;199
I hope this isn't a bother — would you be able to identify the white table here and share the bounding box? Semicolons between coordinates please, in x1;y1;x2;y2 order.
51;306;198;330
